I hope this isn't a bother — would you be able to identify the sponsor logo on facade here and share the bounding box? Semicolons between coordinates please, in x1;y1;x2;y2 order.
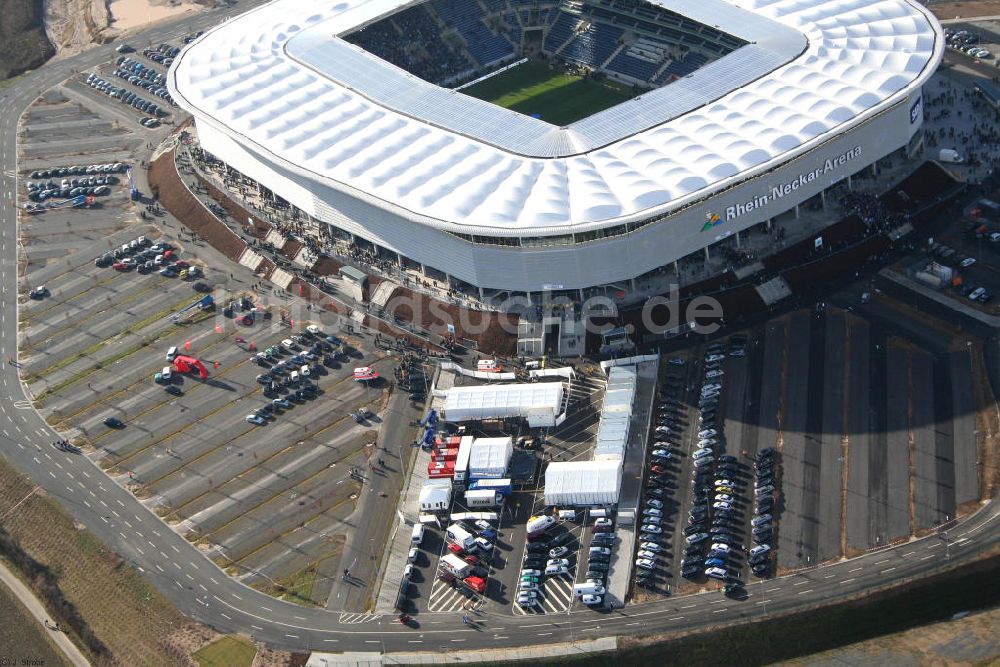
910;95;922;124
701;211;723;232
724;146;862;222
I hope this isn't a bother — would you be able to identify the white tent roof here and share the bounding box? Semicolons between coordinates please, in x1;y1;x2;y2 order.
419;485;451;505
468;437;514;474
544;460;623;506
443;383;563;423
169;0;941;236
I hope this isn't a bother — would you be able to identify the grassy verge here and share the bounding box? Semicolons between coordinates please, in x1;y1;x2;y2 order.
498;553;1000;667
0;455;195;665
0;571;70;667
193;636;256;667
252;563;322;607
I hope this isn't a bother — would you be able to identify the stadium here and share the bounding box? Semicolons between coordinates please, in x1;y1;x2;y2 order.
168;0;943;300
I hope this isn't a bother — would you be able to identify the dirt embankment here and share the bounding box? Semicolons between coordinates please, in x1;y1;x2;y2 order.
0;0;55;80
43;0;115;60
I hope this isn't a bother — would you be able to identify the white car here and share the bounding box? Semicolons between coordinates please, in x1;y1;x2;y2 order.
582;594;603;605
549;546;569;558
641;524;662;534
520;569;541;577
713;500;734;510
698;438;718;448
715;479;735;488
518;581;540;592
594;518;614;530
642;508;663;517
752;514;772;527
589;546;612;556
715;494;735;503
546;558;570;568
667;357;686;365
545;565;570;576
640;515;664;525
474;537;494;551
651;449;673;459
693;448;714;459
686;532;709;544
961;257;977;268
300;364;310;376
402;564;413;580
705;369;724;378
645;499;663;509
637;549;658;560
517;592;540;605
640;541;663;552
750;544;772;557
407;548;418;562
694;457;714;467
705;354;725;362
710;543;731;553
281;338;295;350
635;558;656;570
699;429;718;438
705;567;728;579
475;519;492;531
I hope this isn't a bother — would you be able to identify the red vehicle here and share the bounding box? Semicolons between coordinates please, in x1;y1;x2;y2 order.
651;465;667;474
163;250;174;260
174;260;190;268
461;576;487;594
447;542;464;555
463;555;480;565
113;262;129;271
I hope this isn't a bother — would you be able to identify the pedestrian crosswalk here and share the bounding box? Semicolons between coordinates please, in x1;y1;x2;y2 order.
338;612;380;624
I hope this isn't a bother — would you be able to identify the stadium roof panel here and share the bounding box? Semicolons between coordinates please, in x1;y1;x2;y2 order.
170;0;942;234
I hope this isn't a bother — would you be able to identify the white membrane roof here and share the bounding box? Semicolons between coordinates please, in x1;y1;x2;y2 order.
169;0;942;234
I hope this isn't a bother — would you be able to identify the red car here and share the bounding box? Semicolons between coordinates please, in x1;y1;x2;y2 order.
447;542;464;555
163;250;174;260
651;465;667;474
113;262;130;271
174;260;190;268
463;554;479;565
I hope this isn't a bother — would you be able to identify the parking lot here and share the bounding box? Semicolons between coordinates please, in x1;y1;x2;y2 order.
627;294;985;598
400;373;608;616
14;42;415;608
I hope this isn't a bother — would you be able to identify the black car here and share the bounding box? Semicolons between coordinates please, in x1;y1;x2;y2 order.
636;577;657;589
526;543;549;554
165;385;183;396
718;455;738;464
523;558;546;569
681;565;701;579
588;561;610;572
684;524;706;536
549;531;575;548
585;570;606;581
103;416;124;428
751;563;771;577
589;554;611;564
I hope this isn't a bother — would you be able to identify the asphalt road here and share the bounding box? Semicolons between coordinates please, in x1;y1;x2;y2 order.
1;4;1000;659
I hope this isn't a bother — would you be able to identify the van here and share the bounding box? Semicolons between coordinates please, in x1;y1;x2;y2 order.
411;523;425;545
589;508;608;519
557;509;576;521
166;346;178;362
573;582;605;597
289;370;300;384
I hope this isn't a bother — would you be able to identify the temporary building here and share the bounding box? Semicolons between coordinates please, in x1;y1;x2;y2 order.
419;480;452;511
468;436;513;480
443;383;563;427
543;460;623;506
592;366;636;461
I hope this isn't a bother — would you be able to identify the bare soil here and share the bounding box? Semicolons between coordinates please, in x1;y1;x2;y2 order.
930;0;1000;19
0;0;54;80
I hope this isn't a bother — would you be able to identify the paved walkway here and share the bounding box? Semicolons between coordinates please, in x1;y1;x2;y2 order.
0;560;90;667
307;637;617;666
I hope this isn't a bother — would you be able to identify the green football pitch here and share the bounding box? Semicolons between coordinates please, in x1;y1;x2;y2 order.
461;60;634;126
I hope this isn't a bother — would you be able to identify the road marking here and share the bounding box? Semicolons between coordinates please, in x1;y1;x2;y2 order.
712;608;726;613
848;567;863;572
881;567;896;574
231;593;242;600
875;559;890;565
793;580;809;586
920;554;935;561
796;589;814;595
251;625;263;631
221;613;231;620
902;551;915;557
824;574;835;579
839;578;855;585
669;616;685;621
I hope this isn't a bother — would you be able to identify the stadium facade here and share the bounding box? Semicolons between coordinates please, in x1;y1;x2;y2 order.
169;0;944;297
